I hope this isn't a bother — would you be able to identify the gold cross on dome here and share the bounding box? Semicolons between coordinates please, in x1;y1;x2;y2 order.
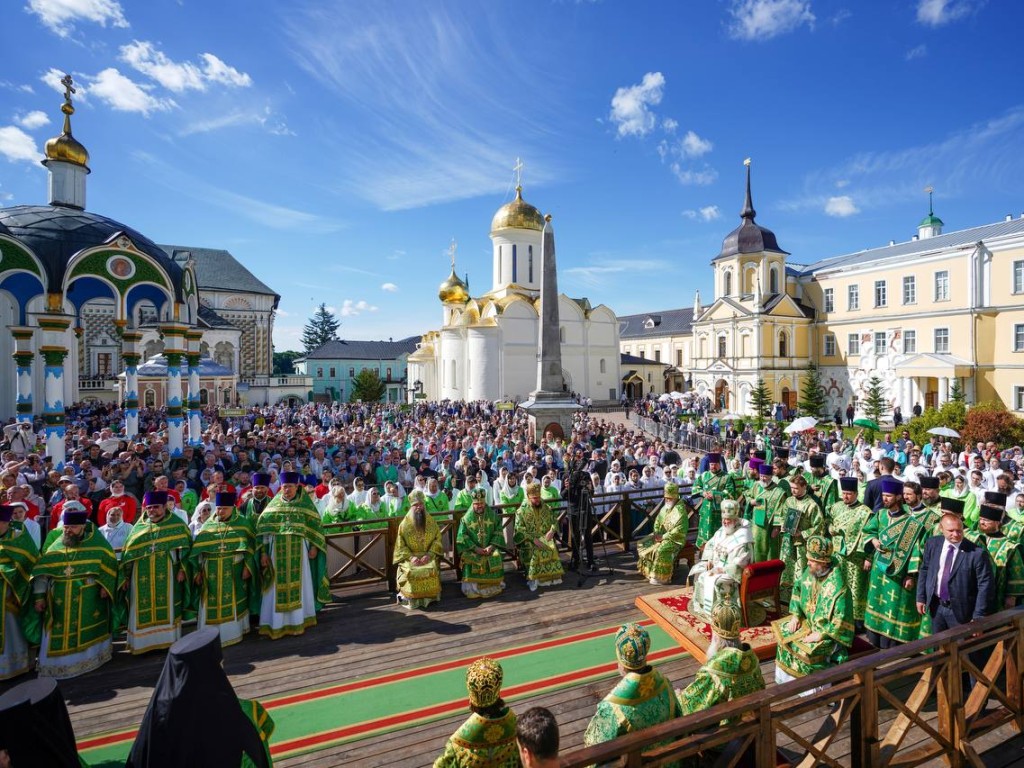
448;238;457;271
513;157;524;188
61;74;76;102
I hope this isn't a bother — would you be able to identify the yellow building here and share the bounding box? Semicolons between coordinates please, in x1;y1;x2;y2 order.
620;165;1024;418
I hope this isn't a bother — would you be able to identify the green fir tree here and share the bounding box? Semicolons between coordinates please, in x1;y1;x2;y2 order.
300;303;341;353
749;377;773;431
797;362;828;418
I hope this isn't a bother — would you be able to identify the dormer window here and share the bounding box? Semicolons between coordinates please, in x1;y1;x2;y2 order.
643;315;661;330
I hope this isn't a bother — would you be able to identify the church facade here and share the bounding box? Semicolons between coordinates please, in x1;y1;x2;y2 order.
407;186;622;403
620;163;1024;419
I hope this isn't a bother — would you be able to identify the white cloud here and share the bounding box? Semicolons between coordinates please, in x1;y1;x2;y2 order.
120;41;252;93
661;117;678;133
681;130;713;158
609;72;665;138
905;44;928;60
1;81;35;95
340;299;379;317
564;258;667;289
381;283;398;292
276;309;290;317
916;0;981;26
178;106;292;138
671;164;718;186
88;68;176;115
27;0;129;37
825;195;859;217
728;0;815;41
41;68;78;100
0;126;40;163
15;110;50;129
682;206;721;221
834;179;850;188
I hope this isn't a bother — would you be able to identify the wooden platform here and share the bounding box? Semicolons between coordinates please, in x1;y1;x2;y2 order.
4;551;1024;767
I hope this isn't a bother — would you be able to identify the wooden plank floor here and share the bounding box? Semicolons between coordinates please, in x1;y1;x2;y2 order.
5;550;1024;767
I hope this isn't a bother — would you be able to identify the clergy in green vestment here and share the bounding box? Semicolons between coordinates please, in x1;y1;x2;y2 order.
583;623;681;762
692;453;737;548
805;454;838;512
0;504;38;681
434;657;520;768
637;483;691;586
968;495;1024;611
120;490;193;654
27;508;117;679
774;536;854;688
394;490;444;609
256;474;330;637
863;476;928;648
779;475;825;601
750;463;789;563
827;476;873;624
513;483;563;593
456;489;506;599
240;473;273;519
679;598;765;721
190;491;260;648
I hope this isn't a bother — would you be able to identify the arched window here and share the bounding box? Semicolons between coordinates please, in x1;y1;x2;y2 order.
770;265;780;294
199;388;209;405
144;389;156;407
778;331;788;358
512;244;518;283
723;270;732;296
559;326;567;343
528;245;534;283
718;335;727;358
599;358;606;374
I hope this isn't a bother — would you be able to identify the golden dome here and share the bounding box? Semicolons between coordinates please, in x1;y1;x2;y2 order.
438;268;469;304
44;80;90;168
490;186;544;233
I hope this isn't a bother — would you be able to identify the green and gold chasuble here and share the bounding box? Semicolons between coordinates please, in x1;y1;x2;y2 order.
240;495;271;520
678;646;765;721
394;511;444;606
637;500;690;584
433;708;519;768
692;470;737;547
774;563;854;678
256;490;331;614
827;500;874;622
779;494;825;599
455;506;506;593
863;507;927;643
966;531;1024;609
26;525;117;658
513;500;563;584
750;480;789;563
0;527;38;668
239;698;275;768
119;514;194;651
805;472;838;512
584;668;681;765
189;513;259;629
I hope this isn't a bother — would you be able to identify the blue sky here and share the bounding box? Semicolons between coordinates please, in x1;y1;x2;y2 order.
1;0;1022;351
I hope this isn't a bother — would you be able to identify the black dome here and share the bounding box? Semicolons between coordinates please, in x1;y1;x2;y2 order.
0;205;183;295
715;165;788;260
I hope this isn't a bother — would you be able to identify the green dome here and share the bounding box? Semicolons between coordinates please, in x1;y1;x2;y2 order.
919;213;944;227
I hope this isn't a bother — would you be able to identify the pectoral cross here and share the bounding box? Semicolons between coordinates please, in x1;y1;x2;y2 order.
150;544;158;554
218;542;227;553
64;565;73;578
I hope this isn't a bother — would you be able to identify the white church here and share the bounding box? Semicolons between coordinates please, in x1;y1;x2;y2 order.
407;184;622;403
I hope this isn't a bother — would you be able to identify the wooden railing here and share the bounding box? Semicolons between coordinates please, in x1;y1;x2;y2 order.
558;608;1024;768
321;485;687;594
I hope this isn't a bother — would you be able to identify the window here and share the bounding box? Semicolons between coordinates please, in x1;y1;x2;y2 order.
823;334;836;356
676;350;683;367
723;271;732;296
1015;260;1024;294
718;336;727;358
874;332;887;356
653;349;660;362
349;367;355;377
511;244;518;282
769;266;779;294
935;270;949;302
329;367;336;378
934;328;949;353
599;358;606;374
904;330;917;354
848;333;860;354
902;276;916;305
639;350;646;359
316;367;323;377
875;280;887;307
647;372;652;383
778;332;788;358
559;326;566;343
848;284;860;310
1015;324;1024;352
386;367;392;379
528;245;534;283
1016;386;1024;411
96;353;112;376
823;288;834;313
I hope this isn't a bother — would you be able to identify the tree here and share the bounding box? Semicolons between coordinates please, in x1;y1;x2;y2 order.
907;400;967;449
350;369;386;403
749;378;773;431
273;350;301;375
949;377;966;404
300;303;340;353
862;376;888;438
797;362;828;419
961;402;1024;448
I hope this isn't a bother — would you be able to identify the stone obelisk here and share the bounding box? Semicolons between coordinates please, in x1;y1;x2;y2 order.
520;214;581;442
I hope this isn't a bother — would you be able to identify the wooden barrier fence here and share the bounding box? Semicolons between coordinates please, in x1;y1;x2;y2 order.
558;608;1024;768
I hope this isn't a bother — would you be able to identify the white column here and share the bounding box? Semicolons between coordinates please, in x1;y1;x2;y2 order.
901;376;912;415
938;376;949;406
910;377;922;411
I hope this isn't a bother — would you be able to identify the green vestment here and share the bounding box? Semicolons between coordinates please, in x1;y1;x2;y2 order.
433;708;519;768
456;506;506;595
779;494;825;598
863;507;927;643
513;500;563;584
678;645;765;721
827;500;873;622
584;667;681;765
966;531;1024;609
394;511;444;608
256;490;331;616
189;512;260;643
750;480;789;563
692;471;737;547
637;501;689;584
774;563;854;678
805;471;838;512
0;527;38;679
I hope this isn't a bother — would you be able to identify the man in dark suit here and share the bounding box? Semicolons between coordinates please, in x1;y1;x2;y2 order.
863;457;896;512
916;512;994;633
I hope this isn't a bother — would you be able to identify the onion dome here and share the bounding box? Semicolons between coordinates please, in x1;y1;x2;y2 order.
438;268;469;304
490;186;544;233
716;161;787;260
44;76;89;169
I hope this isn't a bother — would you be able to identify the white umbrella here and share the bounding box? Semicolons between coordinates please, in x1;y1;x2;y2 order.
669;391;685;400
658;393;672;402
927;426;961;438
719;413;743;421
784;416;820;433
